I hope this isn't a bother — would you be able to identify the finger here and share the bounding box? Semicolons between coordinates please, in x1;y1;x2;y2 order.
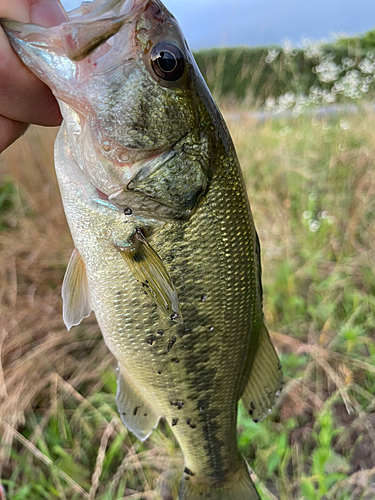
0;114;28;153
0;0;67;126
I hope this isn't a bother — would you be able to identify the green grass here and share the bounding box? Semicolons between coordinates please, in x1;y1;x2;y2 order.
230;108;375;499
335;27;375;51
1;104;375;498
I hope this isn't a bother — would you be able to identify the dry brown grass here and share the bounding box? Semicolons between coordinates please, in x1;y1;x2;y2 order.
0;127;119;491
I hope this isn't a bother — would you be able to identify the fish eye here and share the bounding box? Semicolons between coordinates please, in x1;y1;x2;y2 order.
150;41;185;82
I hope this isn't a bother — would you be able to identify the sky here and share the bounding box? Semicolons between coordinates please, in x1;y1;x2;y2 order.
61;0;375;50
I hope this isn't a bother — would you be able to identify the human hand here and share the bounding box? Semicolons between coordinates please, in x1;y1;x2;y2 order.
0;0;68;153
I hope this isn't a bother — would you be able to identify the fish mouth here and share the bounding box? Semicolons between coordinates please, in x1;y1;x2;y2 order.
60;0;148;62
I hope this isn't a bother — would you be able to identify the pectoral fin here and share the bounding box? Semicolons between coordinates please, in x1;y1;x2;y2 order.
116;364;161;441
117;228;182;322
62;248;92;331
241;325;283;423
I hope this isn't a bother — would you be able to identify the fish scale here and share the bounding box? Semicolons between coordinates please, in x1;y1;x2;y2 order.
1;0;283;498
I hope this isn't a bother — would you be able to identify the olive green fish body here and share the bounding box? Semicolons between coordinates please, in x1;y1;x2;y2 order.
57;122;260;480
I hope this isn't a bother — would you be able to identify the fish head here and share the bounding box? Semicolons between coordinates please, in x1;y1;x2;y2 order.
1;0;221;209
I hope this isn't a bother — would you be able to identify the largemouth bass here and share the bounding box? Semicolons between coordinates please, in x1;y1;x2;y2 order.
1;1;282;498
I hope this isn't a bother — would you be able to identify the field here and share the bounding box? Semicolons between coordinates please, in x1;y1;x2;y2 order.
1;103;375;499
2;24;375;497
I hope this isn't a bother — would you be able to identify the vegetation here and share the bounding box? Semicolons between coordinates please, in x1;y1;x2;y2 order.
193;29;375;107
232;108;375;499
1;105;375;498
335;28;375;51
2;25;375;500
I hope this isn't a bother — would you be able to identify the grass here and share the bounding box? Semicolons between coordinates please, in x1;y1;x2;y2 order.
229;107;375;498
1;105;375;499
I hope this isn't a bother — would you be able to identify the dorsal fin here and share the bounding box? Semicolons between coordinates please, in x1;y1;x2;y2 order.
62;248;92;330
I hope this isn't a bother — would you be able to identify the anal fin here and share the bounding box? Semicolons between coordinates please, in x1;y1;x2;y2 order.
241;324;283;423
116;363;161;441
62;248;92;331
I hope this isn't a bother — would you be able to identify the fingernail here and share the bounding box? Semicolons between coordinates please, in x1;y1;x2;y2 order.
31;0;69;28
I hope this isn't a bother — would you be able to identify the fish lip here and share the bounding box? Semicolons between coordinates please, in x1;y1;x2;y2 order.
66;0;146;21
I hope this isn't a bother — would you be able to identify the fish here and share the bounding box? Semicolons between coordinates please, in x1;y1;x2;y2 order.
1;1;283;498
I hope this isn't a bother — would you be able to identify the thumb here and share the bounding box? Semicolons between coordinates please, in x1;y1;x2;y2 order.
30;0;68;27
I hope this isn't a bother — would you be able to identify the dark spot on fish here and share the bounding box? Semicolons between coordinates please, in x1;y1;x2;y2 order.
151;5;162;22
157;330;164;336
184;467;195;477
170;400;185;410
133;406;140;416
185;477;190;481
144;413;148;417
146;335;156;345
122;412;126;416
201;294;208;302
249;409;253;416
145;39;153;54
132;252;145;263
170;313;179;321
124;207;132;215
145;279;149;284
250;402;256;410
158;371;162;375
172;418;178;426
172;358;180;363
189;423;196;429
186;418;191;425
254;419;259;423
167;337;176;352
144;291;147;295
278;362;282;370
